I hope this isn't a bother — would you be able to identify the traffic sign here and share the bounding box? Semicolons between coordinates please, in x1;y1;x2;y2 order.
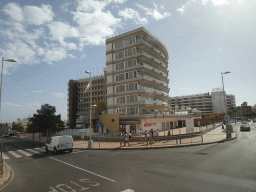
97;121;102;127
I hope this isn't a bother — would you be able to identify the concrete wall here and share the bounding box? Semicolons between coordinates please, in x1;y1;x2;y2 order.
106;43;112;52
106;54;112;62
107;75;113;83
186;118;194;133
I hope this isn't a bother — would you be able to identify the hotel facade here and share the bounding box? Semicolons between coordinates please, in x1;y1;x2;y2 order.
68;27;192;133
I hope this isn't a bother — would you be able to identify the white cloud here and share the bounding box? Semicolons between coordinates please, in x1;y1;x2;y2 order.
50;92;66;98
1;0;122;71
72;0;121;46
4;103;23;107
4;3;54;25
81;54;86;59
136;3;171;20
118;8;148;24
31;91;44;93
177;0;243;14
177;5;185;14
43;47;71;64
47;21;79;50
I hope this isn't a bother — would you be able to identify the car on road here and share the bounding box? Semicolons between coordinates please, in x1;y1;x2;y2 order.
240;124;250;131
45;135;73;155
253;119;256;123
3;133;9;138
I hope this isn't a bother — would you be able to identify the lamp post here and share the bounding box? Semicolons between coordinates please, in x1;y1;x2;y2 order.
221;71;231;125
0;57;16;176
85;71;93;148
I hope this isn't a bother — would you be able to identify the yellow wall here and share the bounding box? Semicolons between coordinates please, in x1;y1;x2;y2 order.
99;114;119;133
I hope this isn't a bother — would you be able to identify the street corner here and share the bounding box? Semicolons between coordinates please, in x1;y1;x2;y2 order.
0;162;13;190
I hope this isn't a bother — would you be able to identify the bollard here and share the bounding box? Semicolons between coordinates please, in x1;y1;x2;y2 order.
99;136;100;149
201;134;203;143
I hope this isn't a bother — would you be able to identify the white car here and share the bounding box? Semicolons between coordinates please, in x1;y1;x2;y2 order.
45;135;73;155
3;133;9;138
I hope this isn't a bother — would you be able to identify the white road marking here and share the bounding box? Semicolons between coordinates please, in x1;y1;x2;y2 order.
121;190;135;192
17;150;32;156
8;151;22;158
26;148;43;154
34;147;44;152
49;157;116;183
2;153;10;160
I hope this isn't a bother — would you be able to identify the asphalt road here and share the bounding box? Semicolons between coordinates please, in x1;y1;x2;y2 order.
1;123;256;192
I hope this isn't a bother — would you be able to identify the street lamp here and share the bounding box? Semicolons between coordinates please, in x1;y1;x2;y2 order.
221;71;231;125
85;71;93;148
0;57;16;176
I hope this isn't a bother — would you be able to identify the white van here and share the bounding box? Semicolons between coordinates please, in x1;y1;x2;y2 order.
45;135;73;155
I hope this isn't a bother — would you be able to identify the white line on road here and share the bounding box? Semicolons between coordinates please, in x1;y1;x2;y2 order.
17;150;32;156
8;151;22;158
2;153;9;159
26;149;42;154
121;190;135;192
49;157;116;183
34;147;44;152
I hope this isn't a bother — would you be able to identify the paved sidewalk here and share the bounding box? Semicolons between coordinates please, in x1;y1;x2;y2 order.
73;125;236;150
0;163;12;190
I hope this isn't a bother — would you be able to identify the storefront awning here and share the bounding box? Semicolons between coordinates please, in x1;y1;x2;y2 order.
119;120;141;125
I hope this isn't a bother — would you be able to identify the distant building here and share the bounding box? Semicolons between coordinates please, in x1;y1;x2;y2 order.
67;75;106;129
15;117;30;130
237;106;252;117
169;91;236;114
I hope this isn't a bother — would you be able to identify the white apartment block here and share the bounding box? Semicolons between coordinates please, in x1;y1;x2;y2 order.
105;27;191;133
169;91;236;114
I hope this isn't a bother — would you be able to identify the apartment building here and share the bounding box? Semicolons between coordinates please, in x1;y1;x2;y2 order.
169;91;236;114
67;75;106;129
104;27;191;133
68;27;193;133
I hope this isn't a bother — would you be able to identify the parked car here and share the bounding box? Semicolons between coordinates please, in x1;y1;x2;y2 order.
240;124;250;131
253;119;256;123
3;133;9;138
45;135;73;155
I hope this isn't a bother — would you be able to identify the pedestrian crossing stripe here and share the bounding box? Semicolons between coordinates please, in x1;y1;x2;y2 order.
2;153;9;160
17;149;32;156
8;151;22;158
26;148;42;154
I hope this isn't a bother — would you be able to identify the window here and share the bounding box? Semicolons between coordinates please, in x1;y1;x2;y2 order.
116;85;125;92
116;73;125;81
115;51;124;59
116;63;124;70
127;107;139;115
126;83;137;91
117;108;126;115
125;60;136;68
127;95;138;103
117;96;125;104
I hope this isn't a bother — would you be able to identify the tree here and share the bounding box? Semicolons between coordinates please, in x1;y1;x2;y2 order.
12;123;23;132
241;102;248;107
29;104;64;140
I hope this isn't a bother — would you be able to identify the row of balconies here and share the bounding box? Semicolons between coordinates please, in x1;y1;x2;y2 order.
106;38;168;62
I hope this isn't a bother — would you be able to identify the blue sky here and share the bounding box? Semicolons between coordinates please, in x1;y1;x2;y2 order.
0;0;255;122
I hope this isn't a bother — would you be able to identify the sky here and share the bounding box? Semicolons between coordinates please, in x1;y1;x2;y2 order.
0;0;255;122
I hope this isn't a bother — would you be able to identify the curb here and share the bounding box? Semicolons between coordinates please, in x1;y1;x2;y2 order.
0;162;13;190
74;134;237;150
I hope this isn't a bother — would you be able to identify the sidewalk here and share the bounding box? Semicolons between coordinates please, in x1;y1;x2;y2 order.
0;163;12;190
73;125;236;150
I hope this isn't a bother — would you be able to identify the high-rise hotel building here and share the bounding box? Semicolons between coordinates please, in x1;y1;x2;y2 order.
105;27;169;116
68;27;191;132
